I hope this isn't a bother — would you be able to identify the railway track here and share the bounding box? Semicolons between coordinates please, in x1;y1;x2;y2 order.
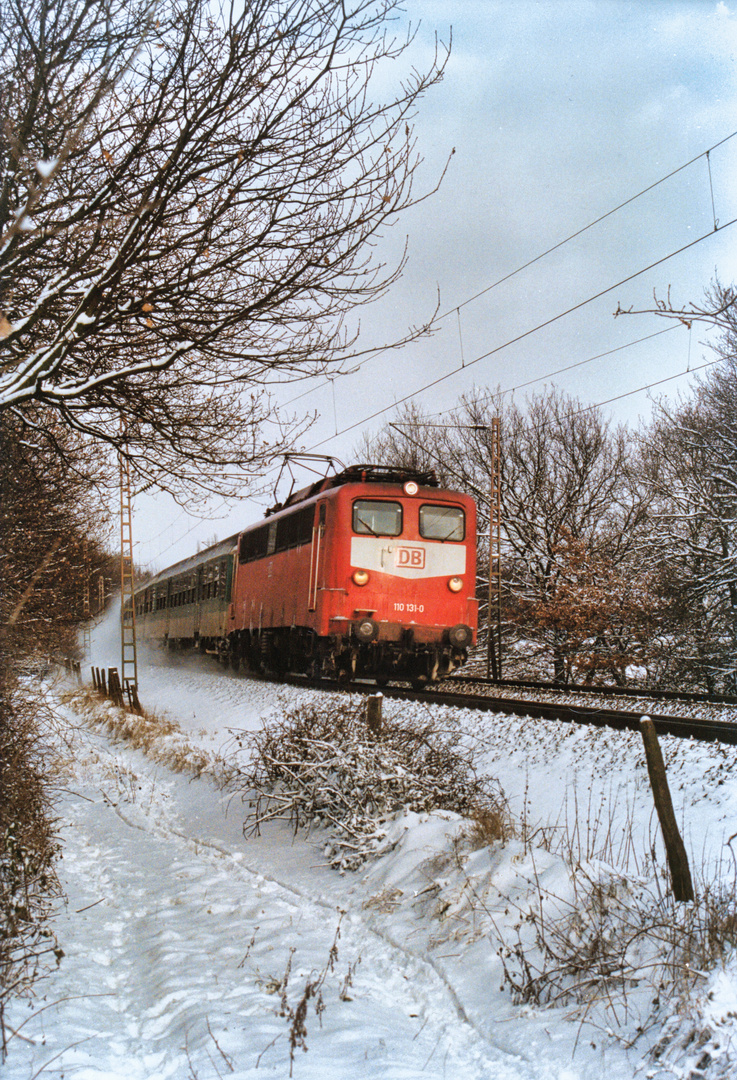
278;671;737;745
448;672;737;706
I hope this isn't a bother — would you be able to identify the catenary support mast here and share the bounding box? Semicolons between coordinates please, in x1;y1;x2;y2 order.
487;417;502;680
119;440;139;697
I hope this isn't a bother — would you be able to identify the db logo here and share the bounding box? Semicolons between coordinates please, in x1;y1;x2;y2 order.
395;546;425;569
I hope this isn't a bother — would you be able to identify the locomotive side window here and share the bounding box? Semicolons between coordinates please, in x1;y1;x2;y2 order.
239;505;315;563
239;524;269;563
352;499;402;537
266;521;277;556
275;504;314;550
419;504;465;541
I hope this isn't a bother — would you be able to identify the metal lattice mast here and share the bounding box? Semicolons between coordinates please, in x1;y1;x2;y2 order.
119;441;139;694
82;538;92;657
487;417;502;680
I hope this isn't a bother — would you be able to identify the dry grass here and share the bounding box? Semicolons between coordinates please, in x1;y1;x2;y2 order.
59;686;232;784
485;798;737;1062
465;805;513;849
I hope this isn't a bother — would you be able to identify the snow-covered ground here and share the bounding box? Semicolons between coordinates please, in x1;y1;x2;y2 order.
5;617;737;1079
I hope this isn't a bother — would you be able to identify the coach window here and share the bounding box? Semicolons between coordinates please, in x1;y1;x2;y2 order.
419;504;465;542
352;499;402;537
266;521;277;556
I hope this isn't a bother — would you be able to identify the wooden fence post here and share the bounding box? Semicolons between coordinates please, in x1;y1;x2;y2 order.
107;667;124;708
124;678;143;715
640;716;694;903
366;694;383;738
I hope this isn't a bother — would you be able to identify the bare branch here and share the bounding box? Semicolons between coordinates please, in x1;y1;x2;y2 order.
0;0;449;500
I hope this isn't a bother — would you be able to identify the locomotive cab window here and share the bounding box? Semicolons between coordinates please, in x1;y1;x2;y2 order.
419;504;465;541
352;499;402;537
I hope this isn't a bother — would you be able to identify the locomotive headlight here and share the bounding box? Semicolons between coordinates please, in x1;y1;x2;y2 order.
448;576;463;593
352;569;370;586
403;480;419;495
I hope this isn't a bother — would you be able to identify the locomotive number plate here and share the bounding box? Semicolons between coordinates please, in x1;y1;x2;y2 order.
393;602;425;613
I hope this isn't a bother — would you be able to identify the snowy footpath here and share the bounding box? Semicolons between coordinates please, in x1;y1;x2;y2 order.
5;651;737;1079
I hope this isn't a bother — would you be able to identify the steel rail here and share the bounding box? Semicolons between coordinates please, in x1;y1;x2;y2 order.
443;673;737;707
276;673;737;746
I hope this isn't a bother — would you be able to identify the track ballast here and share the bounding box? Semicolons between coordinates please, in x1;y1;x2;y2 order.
275;671;737;746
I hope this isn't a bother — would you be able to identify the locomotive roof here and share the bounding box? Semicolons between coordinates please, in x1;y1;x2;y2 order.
138;465;448;591
268;463;439;515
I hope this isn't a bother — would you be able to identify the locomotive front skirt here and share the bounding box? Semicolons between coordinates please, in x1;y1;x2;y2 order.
133;466;478;686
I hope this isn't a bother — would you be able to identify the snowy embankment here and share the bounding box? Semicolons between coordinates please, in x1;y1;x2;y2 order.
5;636;737;1079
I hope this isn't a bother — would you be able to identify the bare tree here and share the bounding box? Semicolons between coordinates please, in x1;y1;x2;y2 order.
640;359;737;692
364;388;650;683
1;0;449;501
355;400;457;484
615;278;737;336
460;390;649;682
0;409;114;667
0;406;117;1037
615;278;737;690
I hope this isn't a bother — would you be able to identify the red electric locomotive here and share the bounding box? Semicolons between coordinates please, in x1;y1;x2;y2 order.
135;465;478;685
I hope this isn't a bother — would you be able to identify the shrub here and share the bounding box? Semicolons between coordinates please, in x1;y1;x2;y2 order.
0;678;62;1060
231;697;509;871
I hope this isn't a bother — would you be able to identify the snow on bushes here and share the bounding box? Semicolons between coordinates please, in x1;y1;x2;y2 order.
0;681;62;1060
230;697;509;871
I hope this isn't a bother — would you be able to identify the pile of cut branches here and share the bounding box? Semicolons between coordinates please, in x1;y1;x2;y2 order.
231;698;507;871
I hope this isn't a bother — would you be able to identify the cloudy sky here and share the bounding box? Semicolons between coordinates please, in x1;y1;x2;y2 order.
135;0;737;571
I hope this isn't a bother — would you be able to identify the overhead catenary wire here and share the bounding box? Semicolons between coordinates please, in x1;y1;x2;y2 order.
450;130;736;317
143;210;736;570
281;128;737;409
387;352;729;510
447;324;677;415
140;132;737;568
396;354;725;435
307;214;737;450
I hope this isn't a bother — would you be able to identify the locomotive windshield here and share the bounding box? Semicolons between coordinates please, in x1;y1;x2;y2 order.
419;504;465;541
352;499;402;537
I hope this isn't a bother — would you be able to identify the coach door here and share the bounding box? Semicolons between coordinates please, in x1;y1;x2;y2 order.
307;502;326;612
165;578;172;638
194;566;203;637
